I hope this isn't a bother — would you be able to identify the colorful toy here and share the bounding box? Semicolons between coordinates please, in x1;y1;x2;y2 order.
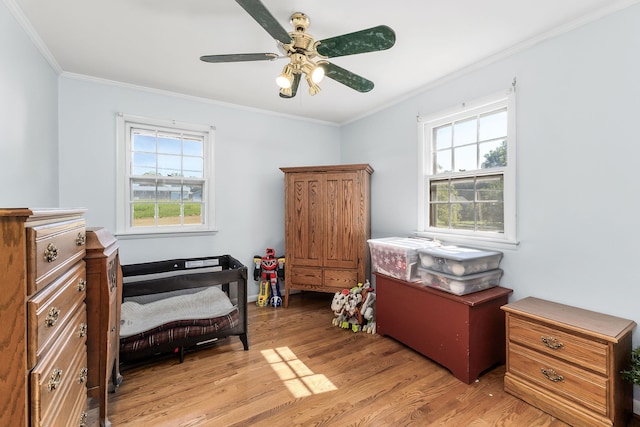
253;248;285;307
330;280;376;333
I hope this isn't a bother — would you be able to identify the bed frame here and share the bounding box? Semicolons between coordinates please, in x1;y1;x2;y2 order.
120;255;248;363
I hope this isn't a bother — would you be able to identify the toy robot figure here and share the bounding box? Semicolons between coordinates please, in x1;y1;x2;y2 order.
253;248;285;307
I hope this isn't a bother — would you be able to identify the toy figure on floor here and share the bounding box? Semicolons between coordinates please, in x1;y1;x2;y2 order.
253;248;285;307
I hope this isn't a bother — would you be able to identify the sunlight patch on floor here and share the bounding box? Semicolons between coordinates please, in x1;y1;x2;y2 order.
261;347;337;398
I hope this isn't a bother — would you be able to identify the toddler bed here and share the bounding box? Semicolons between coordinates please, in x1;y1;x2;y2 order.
120;255;248;363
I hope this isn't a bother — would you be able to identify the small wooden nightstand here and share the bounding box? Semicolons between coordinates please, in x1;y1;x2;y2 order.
502;297;636;426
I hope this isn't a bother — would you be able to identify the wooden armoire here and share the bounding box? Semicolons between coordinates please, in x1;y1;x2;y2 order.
280;164;373;307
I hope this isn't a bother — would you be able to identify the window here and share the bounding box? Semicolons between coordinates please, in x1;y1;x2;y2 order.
417;89;516;246
116;114;215;236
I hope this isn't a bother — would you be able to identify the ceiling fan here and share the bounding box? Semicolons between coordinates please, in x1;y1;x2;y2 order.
200;0;396;98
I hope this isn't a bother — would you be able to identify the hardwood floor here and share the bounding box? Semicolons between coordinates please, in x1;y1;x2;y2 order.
89;292;633;426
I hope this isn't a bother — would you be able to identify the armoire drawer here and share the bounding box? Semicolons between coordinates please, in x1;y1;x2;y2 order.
508;315;607;374
27;218;86;295
508;342;607;415
27;262;86;369
30;306;87;424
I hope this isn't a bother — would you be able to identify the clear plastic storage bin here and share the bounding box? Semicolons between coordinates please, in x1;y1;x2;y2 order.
368;237;439;282
418;245;503;276
418;267;503;295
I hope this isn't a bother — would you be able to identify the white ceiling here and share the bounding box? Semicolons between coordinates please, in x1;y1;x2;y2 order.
9;0;640;124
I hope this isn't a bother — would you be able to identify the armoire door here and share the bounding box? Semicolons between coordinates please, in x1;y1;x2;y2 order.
285;172;324;268
324;171;361;270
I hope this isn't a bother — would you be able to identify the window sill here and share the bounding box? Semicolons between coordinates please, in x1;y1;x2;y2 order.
115;228;218;239
414;231;519;251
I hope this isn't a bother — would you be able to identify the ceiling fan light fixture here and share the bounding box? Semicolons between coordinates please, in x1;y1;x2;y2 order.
276;64;294;89
311;62;326;84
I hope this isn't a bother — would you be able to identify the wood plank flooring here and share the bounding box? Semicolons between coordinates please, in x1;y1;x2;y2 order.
89;292;625;426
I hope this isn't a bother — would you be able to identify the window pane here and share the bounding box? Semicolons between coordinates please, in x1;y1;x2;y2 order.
451;178;475;203
157;135;181;155
477;202;504;232
184;139;203;156
132;203;155;227
453;145;476;172
434;148;452;173
183;157;203;178
476;175;503;202
158;203;182;225
434;125;452;150
132;132;156;152
131;180;156;201
157;154;182;176
185;183;203;201
430;180;450;202
184;202;203;224
480;139;507;168
430;202;449;228
453;202;475;230
156;181;182;201
479;108;507;141
453;118;476;146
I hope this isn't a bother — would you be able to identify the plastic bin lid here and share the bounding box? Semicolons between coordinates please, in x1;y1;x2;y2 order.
419;266;504;280
368;237;439;249
418;245;502;261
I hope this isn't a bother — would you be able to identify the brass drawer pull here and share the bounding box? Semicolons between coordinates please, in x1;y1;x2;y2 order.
78;323;87;337
77;278;87;292
47;368;63;391
541;336;564;349
78;367;88;384
44;243;58;262
541;368;564;382
76;232;86;246
45;307;60;327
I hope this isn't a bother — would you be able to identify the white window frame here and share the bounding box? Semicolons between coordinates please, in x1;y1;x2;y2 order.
417;88;517;248
115;113;216;237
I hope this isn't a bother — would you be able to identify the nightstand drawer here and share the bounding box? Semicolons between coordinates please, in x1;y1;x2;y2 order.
509;342;607;416
509;315;607;374
27;218;86;295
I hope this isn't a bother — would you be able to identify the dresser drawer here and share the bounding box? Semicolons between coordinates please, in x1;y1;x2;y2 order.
509;342;608;416
508;315;608;374
27;262;86;369
27;219;86;295
30;305;87;425
34;340;88;427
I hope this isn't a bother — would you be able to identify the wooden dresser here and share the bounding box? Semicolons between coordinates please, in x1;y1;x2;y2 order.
375;272;513;384
85;227;123;427
0;208;88;427
280;164;372;308
502;297;636;426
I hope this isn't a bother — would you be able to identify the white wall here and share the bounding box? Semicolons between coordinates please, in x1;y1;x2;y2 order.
0;2;59;206
342;4;640;342
57;76;341;298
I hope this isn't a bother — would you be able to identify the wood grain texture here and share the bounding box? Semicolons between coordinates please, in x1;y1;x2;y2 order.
84;292;621;427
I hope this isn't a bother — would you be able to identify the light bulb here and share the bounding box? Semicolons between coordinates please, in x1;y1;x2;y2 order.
311;65;325;83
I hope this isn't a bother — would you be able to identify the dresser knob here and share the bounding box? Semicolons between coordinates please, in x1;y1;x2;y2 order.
47;368;63;391
78;367;88;384
77;278;87;292
45;307;60;327
76;232;86;246
541;368;564;382
44;243;58;262
78;323;87;337
540;336;564;349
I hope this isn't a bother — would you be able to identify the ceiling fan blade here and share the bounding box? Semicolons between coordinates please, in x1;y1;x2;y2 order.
236;0;291;44
279;74;301;99
200;53;279;63
323;62;374;93
316;25;396;58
